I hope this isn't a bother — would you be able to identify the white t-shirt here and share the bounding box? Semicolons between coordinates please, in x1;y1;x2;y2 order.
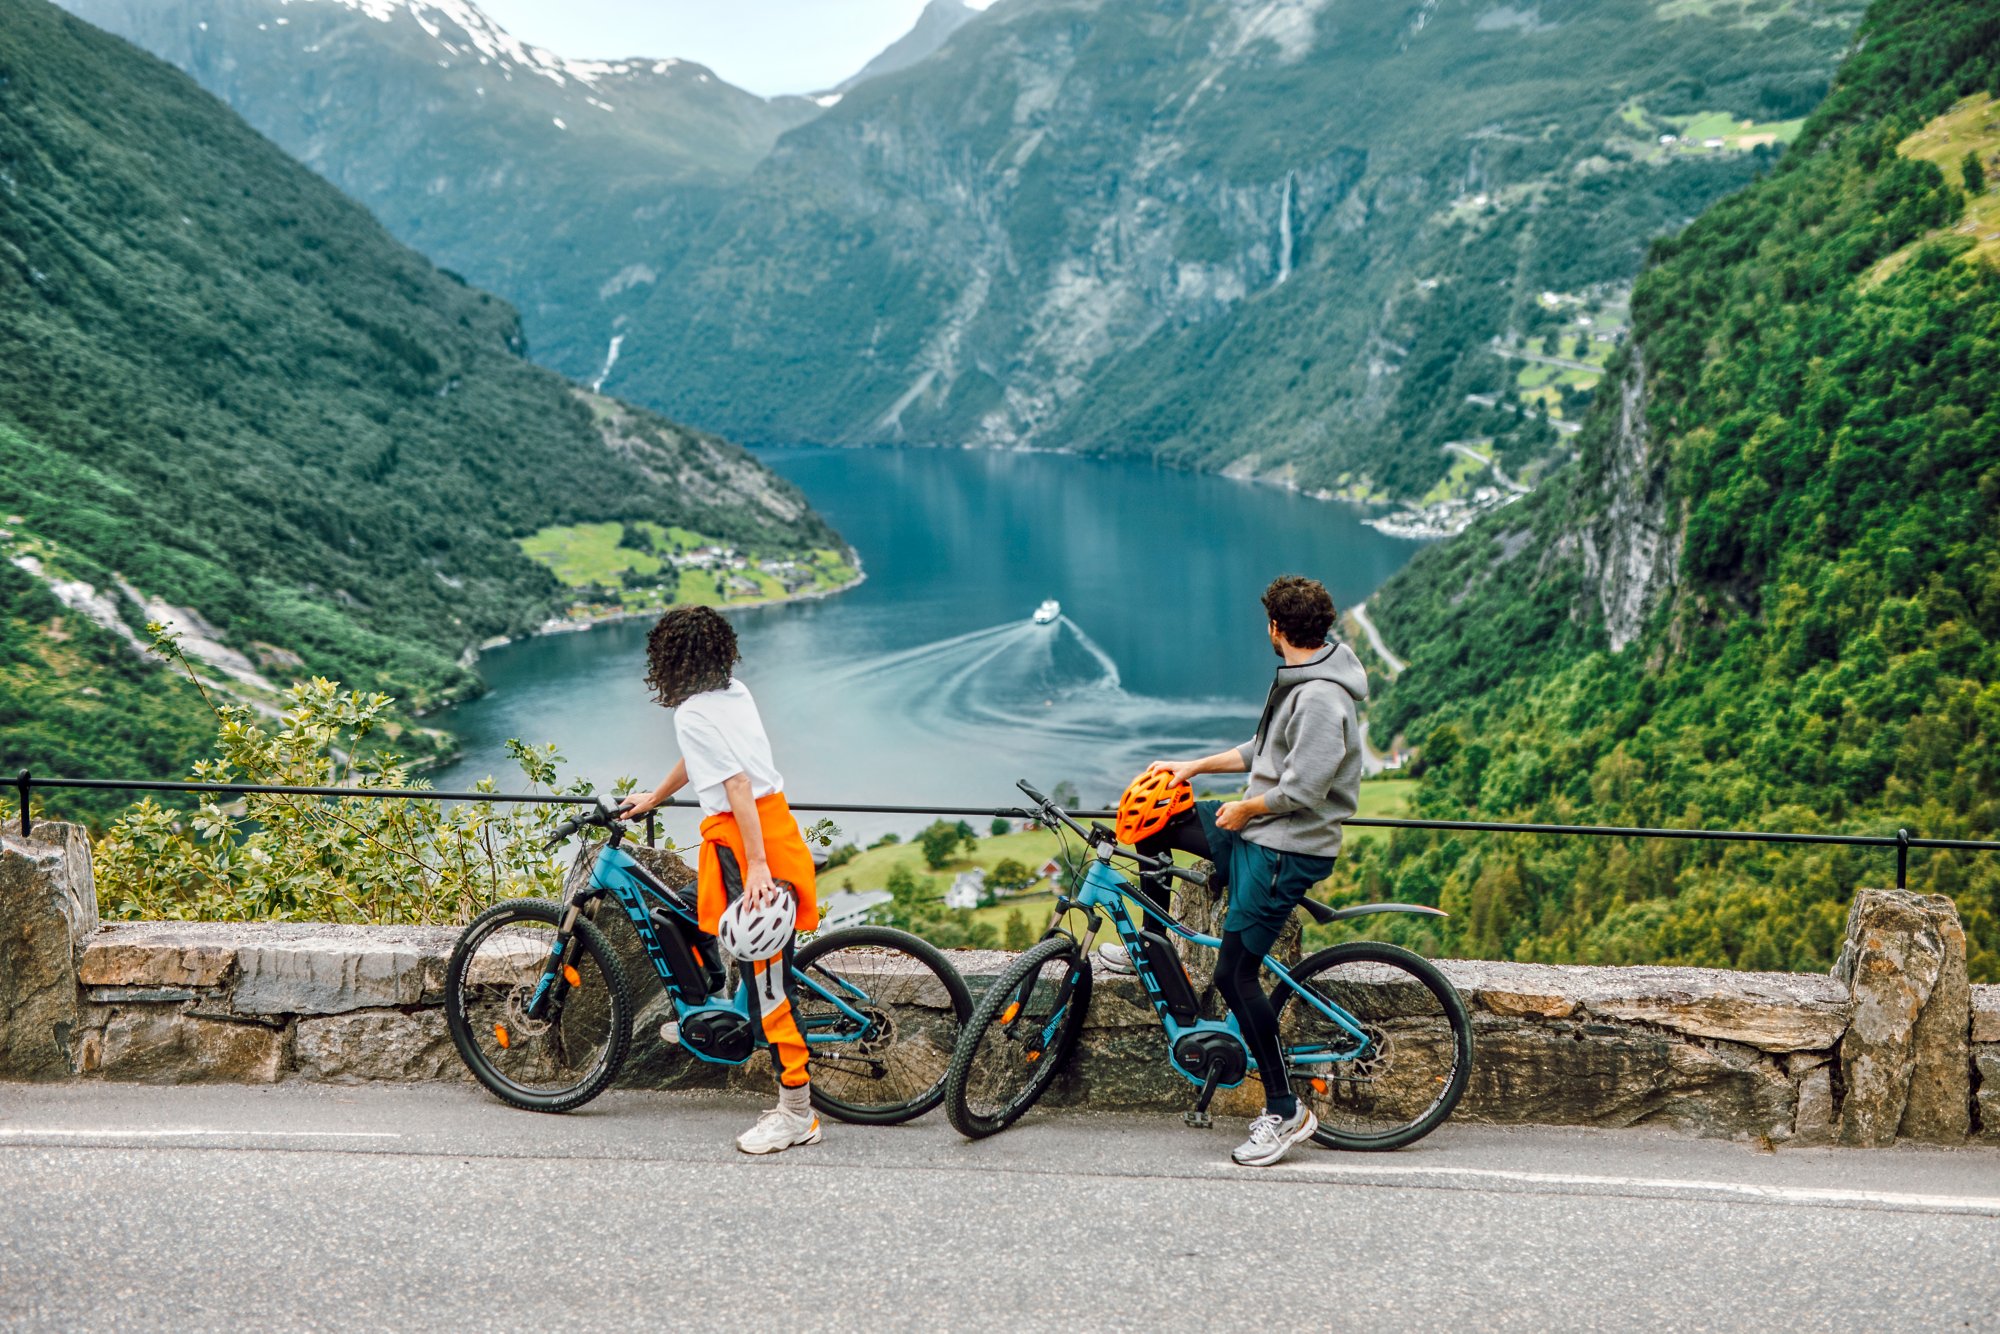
673;678;784;817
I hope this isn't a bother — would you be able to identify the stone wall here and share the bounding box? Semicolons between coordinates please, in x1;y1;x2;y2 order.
4;829;1995;1143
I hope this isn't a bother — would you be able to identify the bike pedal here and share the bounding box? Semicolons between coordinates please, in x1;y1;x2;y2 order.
1183;1110;1213;1129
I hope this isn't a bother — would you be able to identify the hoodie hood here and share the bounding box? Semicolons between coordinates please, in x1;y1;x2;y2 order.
1280;642;1369;702
1253;642;1369;750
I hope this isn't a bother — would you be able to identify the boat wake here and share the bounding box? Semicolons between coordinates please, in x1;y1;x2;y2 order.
765;616;1244;806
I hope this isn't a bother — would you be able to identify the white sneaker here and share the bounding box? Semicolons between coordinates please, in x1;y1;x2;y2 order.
1231;1107;1318;1167
1094;943;1136;975
735;1106;822;1156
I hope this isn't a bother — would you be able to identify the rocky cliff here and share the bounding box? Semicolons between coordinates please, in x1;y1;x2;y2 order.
69;0;1866;501
58;0;821;381
618;0;1860;502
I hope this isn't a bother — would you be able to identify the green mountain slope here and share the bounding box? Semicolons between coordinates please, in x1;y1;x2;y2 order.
616;0;1860;501
56;0;822;382
0;0;839;808
1346;0;2000;979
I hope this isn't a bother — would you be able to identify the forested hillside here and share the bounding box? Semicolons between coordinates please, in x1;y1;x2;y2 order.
58;0;821;382
618;0;1860;503
1343;0;2000;980
72;0;1864;505
0;0;838;805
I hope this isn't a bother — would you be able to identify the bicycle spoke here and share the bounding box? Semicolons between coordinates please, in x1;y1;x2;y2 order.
792;932;968;1122
1277;947;1469;1148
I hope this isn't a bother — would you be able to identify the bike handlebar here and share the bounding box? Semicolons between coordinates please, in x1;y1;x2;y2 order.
542;796;632;851
1014;779;1209;888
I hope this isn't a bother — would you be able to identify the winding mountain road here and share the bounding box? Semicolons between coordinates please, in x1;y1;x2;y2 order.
1348;600;1407;677
3;1083;1994;1330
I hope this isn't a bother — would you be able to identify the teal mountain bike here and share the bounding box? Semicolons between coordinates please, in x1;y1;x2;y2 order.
943;783;1472;1148
446;796;972;1123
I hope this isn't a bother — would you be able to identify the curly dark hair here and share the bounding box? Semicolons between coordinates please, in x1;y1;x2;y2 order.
1262;574;1336;649
644;606;740;707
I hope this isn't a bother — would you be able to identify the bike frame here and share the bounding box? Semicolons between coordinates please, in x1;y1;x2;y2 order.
1045;848;1375;1089
529;841;880;1069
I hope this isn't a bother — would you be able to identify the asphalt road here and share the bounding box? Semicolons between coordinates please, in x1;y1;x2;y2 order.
2;1082;1997;1332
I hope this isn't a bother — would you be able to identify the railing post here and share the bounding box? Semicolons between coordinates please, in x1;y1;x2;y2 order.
15;770;28;839
1896;828;1909;890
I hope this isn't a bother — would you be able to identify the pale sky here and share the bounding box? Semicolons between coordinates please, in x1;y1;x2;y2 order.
474;0;989;97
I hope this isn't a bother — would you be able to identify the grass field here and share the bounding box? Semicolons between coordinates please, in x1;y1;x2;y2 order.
822;779;1420;933
1869;94;2000;285
518;521;858;618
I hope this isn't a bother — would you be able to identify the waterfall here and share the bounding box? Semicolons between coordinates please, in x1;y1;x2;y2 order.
1276;170;1295;285
589;333;625;392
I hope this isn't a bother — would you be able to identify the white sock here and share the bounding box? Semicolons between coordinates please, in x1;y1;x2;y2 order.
779;1082;812;1119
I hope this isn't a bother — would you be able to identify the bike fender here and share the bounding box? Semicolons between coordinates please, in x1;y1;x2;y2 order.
1318;902;1449;923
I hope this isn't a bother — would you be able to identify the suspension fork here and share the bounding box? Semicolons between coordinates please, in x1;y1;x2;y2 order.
1012;905;1098;1043
528;893;597;1021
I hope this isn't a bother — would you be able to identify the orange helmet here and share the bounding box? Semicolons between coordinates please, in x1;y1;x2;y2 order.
1115;770;1195;845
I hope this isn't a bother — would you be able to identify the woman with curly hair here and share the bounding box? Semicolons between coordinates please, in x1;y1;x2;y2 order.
619;605;822;1154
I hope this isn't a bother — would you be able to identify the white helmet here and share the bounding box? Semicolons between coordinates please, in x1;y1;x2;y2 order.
717;888;795;962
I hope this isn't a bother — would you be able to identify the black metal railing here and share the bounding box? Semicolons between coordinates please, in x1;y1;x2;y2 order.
13;769;2000;890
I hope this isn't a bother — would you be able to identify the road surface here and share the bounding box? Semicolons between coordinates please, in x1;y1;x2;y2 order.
1443;441;1530;496
1348;600;1406;677
2;1083;1995;1331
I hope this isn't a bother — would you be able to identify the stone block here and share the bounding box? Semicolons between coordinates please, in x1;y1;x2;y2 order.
1793;1065;1835;1144
295;1008;462;1082
1899;901;1971;1143
232;936;429;1016
1442;960;1846;1052
0;823;96;1078
1834;890;1967;1146
81;1006;285;1083
78;924;238;988
1969;985;2000;1044
1975;1048;2000;1140
1460;1016;1793;1140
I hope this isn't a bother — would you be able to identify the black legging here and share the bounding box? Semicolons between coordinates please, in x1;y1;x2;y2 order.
1134;811;1296;1117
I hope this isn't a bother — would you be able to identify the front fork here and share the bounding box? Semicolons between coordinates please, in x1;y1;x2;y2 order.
1010;898;1099;1050
527;894;597;1022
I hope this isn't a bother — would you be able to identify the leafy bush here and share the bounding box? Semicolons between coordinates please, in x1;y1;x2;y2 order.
94;628;595;924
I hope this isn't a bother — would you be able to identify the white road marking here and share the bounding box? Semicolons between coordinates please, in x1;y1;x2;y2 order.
1277;1161;2000;1215
0;1128;401;1141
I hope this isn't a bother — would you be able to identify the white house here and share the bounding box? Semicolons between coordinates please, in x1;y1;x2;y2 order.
819;890;893;932
945;867;988;911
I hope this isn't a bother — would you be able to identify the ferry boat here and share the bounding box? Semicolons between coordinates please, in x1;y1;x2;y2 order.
1032;599;1061;625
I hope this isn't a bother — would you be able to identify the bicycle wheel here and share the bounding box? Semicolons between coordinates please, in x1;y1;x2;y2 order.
445;897;634;1113
1275;941;1472;1150
944;936;1091;1139
792;926;973;1125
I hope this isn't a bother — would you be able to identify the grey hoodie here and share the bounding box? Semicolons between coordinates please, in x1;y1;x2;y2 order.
1233;642;1370;858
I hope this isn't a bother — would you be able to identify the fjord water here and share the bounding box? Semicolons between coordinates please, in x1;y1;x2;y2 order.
434;449;1418;843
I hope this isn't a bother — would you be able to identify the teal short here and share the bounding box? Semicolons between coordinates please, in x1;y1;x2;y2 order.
1193;800;1336;944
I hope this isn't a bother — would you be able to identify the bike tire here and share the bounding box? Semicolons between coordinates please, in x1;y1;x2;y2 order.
1275;940;1472;1151
792;926;973;1125
445;897;635;1113
943;936;1091;1139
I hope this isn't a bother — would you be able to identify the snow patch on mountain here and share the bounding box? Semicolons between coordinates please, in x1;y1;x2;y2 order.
307;0;710;89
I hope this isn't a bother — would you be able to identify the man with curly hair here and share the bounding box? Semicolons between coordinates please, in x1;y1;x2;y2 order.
620;605;823;1154
1099;574;1369;1167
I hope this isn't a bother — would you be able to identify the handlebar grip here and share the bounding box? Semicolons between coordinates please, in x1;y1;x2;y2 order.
1016;780;1050;805
543;814;583;850
1169;864;1210;889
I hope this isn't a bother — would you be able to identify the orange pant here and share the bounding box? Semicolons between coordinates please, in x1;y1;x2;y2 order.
698;794;819;1089
745;947;809;1089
